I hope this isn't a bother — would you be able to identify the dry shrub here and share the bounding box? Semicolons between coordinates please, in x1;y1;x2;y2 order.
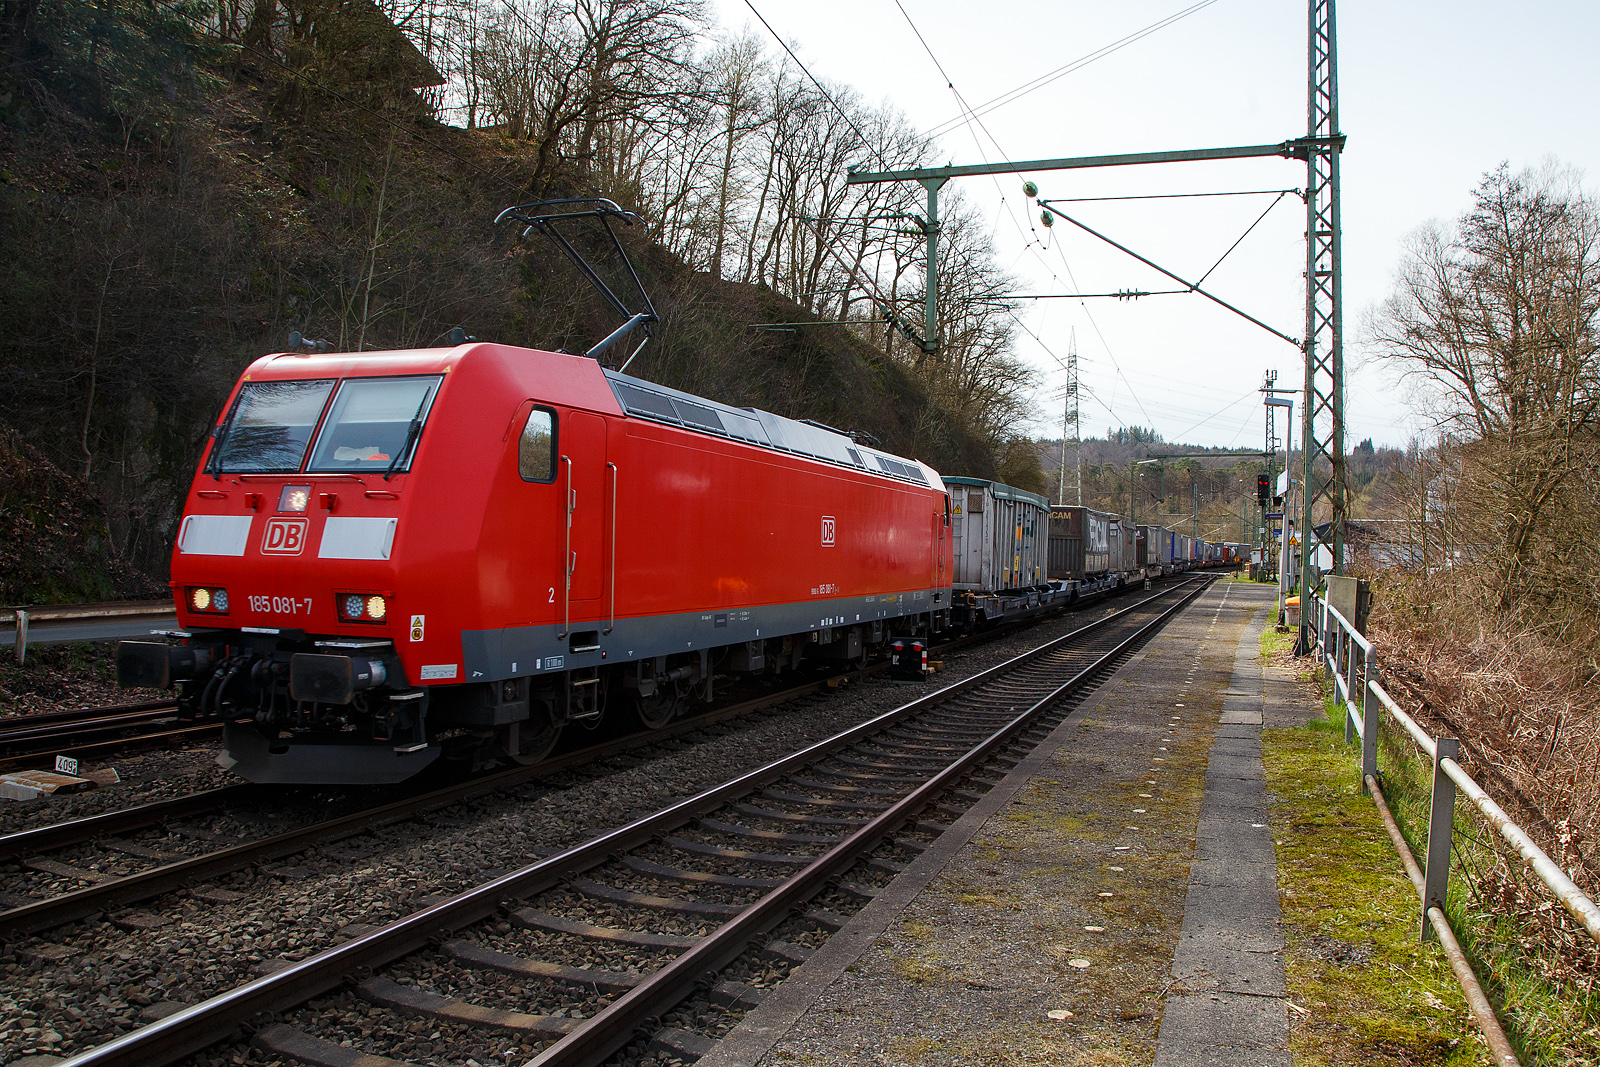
1369;568;1600;985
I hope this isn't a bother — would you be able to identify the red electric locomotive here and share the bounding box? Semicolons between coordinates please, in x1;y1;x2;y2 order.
118;342;955;783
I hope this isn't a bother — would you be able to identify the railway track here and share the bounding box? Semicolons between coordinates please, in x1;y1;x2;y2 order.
0;581;1113;777
45;576;1210;1067
0;699;211;773
0;579;1158;944
0;666;892;941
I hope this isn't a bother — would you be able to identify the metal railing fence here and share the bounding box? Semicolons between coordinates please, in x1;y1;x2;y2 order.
1311;591;1600;1065
2;601;174;664
1310;592;1600;948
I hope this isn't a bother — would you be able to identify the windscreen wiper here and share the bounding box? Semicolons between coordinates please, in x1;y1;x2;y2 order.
205;419;231;481
384;392;430;480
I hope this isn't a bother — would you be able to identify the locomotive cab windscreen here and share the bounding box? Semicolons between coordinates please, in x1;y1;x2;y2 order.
211;375;441;475
307;376;441;472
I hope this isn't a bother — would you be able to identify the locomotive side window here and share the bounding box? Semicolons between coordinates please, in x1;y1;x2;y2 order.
518;407;557;482
212;379;336;473
307;375;443;473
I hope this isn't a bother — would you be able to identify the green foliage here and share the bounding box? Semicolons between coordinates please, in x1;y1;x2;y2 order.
1369;713;1600;1066
1105;424;1163;446
994;437;1046;494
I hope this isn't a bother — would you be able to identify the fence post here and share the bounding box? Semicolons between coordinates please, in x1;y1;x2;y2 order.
1422;736;1461;941
1321;600;1334;690
1342;630;1355;743
1342;630;1357;742
14;609;27;666
1361;650;1379;793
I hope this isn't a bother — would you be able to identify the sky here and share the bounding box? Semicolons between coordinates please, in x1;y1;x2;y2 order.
696;0;1600;450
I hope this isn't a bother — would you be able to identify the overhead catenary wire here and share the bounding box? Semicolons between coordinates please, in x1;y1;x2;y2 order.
1005;309;1130;431
923;0;1223;140
883;0;1166;435
742;0;883;168
455;0;926;347
210;23;928;365
1046;188;1301;204
739;0;974;343
889;0;1185;435
1192;189;1292;288
880;0;1310;452
1170;387;1259;440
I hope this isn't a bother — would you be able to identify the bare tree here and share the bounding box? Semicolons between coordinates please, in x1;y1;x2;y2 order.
704;31;766;279
1374;162;1600;613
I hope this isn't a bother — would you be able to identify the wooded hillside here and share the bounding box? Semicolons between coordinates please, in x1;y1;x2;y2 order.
0;0;1035;597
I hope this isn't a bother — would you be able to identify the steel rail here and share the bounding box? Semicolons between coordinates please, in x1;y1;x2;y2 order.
0;700;178;731
0;576;1148;877
0;708;188;746
0;671;868;941
54;579;1208;1067
0;723;224;773
0;610;1025;868
526;577;1210;1067
0;784;263;862
0;601;1104;939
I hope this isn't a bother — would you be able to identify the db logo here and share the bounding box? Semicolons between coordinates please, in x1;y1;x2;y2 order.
820;516;836;547
262;517;309;555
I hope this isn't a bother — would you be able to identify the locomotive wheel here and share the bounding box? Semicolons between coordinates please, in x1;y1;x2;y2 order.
634;688;678;731
510;710;562;766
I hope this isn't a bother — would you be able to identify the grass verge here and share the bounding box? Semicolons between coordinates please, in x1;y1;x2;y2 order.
1263;695;1488;1065
1366;708;1600;1065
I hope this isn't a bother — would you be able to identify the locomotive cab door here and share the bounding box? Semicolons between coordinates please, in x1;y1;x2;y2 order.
561;411;610;611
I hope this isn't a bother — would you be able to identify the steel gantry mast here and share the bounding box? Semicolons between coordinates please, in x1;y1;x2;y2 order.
846;0;1345;653
1059;328;1081;505
1296;0;1346;652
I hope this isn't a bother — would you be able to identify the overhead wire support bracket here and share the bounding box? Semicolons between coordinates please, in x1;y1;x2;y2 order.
844;141;1311;358
1007;289;1182;300
1035;201;1300;346
747;320;891;330
845;141;1306;185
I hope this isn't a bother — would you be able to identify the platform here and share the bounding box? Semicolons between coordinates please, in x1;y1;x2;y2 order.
698;580;1311;1067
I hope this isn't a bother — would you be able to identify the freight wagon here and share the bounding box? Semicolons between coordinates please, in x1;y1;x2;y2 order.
1046;505;1117;592
1139;524;1173;577
947;477;1067;624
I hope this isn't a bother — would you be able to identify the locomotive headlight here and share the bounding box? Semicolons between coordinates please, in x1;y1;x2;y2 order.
338;591;390;624
187;586;229;613
278;484;311;513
